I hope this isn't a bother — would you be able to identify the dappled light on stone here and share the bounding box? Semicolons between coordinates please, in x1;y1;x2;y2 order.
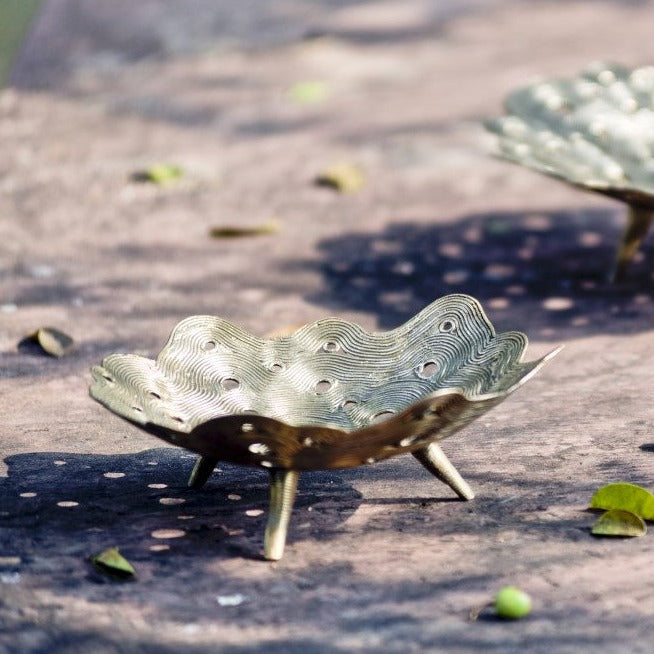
306;208;654;337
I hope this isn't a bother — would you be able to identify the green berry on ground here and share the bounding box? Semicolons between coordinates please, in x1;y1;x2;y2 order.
494;586;532;619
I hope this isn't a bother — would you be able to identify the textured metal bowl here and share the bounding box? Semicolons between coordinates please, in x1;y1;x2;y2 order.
485;62;654;281
90;294;558;559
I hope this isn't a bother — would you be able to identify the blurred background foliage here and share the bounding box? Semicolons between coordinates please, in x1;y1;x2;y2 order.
0;0;42;87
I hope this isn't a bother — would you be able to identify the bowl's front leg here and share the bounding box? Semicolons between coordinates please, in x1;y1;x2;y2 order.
412;442;475;500
264;469;300;561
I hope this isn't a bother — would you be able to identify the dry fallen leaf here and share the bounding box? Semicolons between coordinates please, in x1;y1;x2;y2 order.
314;162;365;193
24;327;74;358
591;509;647;537
589;482;654;520
209;220;279;239
91;547;136;579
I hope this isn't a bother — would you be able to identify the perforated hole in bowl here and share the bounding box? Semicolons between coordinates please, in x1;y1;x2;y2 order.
370;410;395;424
419;361;438;377
422;403;443;418
342;400;358;410
270;363;284;372
399;434;420;448
202;340;217;351
315;380;332;395
439;318;457;333
221;378;240;391
248;442;271;455
322;341;340;353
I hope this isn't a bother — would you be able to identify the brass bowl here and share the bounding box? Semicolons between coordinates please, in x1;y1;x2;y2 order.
485;62;654;281
90;294;558;559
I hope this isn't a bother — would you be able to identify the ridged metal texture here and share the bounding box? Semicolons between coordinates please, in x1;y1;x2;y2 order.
485;62;654;206
90;294;555;472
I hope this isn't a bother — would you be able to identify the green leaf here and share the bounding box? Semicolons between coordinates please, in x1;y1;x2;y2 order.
591;509;647;537
589;482;654;520
314;163;365;193
494;586;532;620
91;547;136;579
132;163;183;185
287;81;329;104
209;220;279;239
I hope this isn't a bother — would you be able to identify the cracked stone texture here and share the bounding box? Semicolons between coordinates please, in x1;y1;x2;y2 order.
2;1;654;652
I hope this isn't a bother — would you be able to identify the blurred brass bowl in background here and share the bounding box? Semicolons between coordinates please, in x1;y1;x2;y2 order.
486;62;654;282
90;294;558;560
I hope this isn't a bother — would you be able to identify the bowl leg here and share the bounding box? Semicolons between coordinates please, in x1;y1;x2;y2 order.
412;442;475;500
187;455;219;488
264;469;299;561
612;204;654;283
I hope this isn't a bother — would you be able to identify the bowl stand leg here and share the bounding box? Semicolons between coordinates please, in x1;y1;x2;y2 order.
413;442;475;500
612;204;654;282
264;469;299;561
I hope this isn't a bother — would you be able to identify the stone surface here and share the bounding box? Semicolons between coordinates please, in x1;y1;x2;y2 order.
2;1;654;652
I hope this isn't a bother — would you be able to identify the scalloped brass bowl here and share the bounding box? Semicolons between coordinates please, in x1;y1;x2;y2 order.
90;294;558;559
485;62;654;281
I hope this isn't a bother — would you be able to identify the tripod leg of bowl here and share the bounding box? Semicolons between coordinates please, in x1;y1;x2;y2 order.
264;469;299;561
412;442;475;500
187;455;219;488
612;204;654;283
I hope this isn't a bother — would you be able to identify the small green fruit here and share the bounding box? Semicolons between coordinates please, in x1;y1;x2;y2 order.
494;586;532;619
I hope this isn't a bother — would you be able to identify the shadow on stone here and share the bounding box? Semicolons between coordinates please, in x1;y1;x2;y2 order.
299;207;654;338
0;447;641;652
0;448;362;566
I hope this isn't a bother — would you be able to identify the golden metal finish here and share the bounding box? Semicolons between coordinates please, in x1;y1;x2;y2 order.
90;294;558;559
265;470;299;561
413;442;475;501
485;62;654;281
